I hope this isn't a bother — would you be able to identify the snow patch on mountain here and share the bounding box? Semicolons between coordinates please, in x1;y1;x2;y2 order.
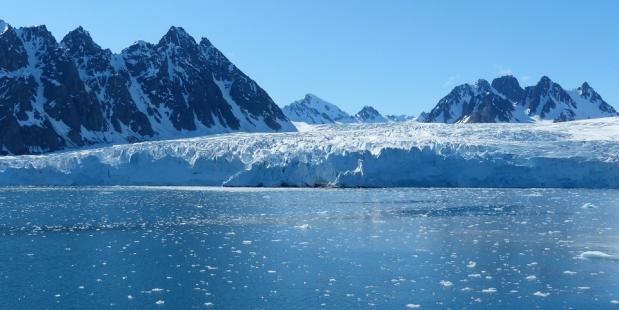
1;117;618;188
0;20;8;34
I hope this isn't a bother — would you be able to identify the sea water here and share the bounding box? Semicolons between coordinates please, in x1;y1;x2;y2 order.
0;187;618;309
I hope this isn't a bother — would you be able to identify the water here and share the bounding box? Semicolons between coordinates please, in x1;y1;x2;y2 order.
0;187;618;309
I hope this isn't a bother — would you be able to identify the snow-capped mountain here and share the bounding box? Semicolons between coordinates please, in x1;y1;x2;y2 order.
0;20;294;155
283;95;400;125
2;118;618;188
355;106;388;123
421;75;618;123
282;94;357;124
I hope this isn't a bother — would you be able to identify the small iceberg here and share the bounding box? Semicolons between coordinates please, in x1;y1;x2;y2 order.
294;224;311;230
580;251;619;260
581;203;599;209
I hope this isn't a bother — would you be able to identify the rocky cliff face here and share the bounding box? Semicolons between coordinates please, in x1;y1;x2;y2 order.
0;20;294;155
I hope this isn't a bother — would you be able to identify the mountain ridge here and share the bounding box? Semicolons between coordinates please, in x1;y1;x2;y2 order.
421;75;618;123
0;20;294;155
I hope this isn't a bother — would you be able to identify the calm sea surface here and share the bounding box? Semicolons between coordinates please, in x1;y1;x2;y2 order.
1;187;618;309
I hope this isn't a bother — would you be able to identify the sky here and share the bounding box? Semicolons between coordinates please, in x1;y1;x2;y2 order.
3;0;618;116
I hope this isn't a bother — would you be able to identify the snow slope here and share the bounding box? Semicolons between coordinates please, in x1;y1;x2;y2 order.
1;117;619;188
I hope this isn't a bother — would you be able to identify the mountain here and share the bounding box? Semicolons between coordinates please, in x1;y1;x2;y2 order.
2;117;618;188
385;114;415;122
0;20;294;155
355;106;388;123
421;75;618;123
282;94;356;124
283;95;401;125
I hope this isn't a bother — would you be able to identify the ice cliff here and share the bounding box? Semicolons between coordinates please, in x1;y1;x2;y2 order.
1;117;618;188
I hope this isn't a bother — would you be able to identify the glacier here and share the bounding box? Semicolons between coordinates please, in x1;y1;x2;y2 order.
0;117;618;187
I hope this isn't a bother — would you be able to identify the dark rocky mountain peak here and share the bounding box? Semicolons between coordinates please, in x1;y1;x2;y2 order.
578;82;597;99
61;26;103;55
18;24;57;47
576;82;617;115
158;26;197;48
475;79;492;92
0;21;294;155
355;106;388;123
491;75;523;102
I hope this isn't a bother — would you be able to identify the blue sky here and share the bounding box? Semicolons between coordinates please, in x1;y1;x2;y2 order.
3;0;618;115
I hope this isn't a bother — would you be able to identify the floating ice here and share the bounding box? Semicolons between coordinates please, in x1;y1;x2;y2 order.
533;291;550;297
581;203;599;209
294;224;311;230
439;280;453;287
580;251;619;260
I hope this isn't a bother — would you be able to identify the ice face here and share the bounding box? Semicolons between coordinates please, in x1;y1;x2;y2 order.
1;117;618;188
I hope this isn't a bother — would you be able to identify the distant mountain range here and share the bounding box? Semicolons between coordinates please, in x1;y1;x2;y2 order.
284;75;618;126
0;20;294;155
420;75;618;123
282;94;413;124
